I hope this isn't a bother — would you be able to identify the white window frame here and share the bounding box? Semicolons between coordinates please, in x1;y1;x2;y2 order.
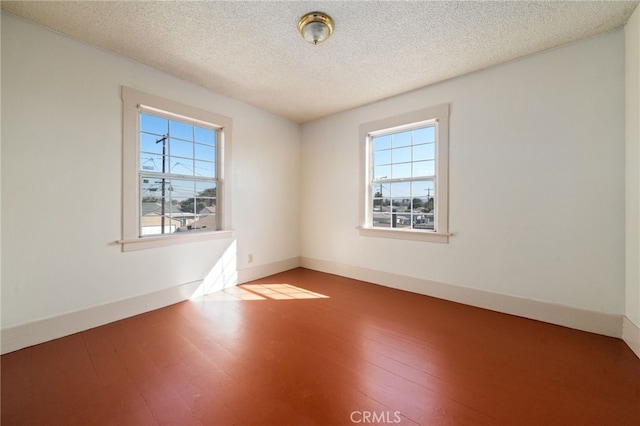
120;87;233;251
358;104;450;243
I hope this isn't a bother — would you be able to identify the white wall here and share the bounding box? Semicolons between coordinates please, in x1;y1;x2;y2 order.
625;5;640;356
1;14;300;335
301;30;626;317
1;11;635;352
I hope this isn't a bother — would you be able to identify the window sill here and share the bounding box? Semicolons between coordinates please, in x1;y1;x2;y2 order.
357;227;449;243
118;230;234;252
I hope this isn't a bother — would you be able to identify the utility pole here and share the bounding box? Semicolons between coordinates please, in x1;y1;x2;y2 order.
156;135;168;234
378;176;387;210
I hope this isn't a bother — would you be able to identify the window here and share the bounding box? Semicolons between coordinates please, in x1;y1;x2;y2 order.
121;87;233;251
359;104;449;243
138;112;218;236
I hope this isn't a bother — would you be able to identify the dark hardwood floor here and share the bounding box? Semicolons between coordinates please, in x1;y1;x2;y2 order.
2;268;640;425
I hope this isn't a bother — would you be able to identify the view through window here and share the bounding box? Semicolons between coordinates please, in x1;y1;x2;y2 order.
371;124;436;231
138;112;219;237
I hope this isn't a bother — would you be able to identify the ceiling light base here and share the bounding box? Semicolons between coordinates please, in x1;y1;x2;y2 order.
298;12;334;45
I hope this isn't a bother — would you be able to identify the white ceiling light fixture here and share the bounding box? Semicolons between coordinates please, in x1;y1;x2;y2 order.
297;12;334;45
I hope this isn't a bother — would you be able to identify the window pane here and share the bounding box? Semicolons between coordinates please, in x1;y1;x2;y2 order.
412;180;434;201
392;162;411;179
195;181;217;198
395;213;412;228
392;131;411;148
189;212;217;231
411;197;428;211
391;198;410;209
412;180;435;221
413;126;435;144
141;178;178;236
372;182;389;198
413;143;434;162
140;177;182;236
196;197;216;207
141;177;163;203
392;146;411;163
170;120;193;141
169;138;193;159
373;165;390;180
168;179;194;199
372;180;390;213
413;211;434;230
140;113;167;135
195;181;218;215
173;181;199;215
195;198;216;218
188;198;214;215
140;153;164;172
195;143;215;161
390;181;410;199
372;198;386;212
172;196;193;215
195;160;215;178
170;158;194;176
141;133;165;155
373;150;391;166
372;211;392;228
373;135;391;151
413;160;435;177
195;127;216;145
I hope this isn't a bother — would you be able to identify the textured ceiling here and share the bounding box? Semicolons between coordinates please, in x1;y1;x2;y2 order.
2;1;639;123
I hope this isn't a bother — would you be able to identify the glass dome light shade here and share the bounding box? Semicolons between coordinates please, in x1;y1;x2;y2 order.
298;12;334;45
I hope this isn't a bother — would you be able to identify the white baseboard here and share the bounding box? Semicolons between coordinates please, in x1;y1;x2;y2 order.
1;279;203;355
237;256;301;284
623;316;640;359
3;256;629;355
300;257;623;338
1;257;301;355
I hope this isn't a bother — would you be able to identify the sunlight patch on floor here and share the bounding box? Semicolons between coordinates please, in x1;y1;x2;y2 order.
243;283;330;300
206;283;329;301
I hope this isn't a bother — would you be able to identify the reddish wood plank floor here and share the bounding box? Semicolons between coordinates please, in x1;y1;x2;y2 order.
2;268;640;425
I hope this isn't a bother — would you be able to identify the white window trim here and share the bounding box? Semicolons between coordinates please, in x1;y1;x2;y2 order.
120;87;233;252
358;104;450;243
